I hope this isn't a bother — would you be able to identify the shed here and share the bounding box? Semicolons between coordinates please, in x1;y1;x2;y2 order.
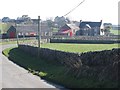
57;24;79;36
7;25;16;38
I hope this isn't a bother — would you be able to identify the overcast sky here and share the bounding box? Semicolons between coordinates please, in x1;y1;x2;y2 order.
0;0;119;24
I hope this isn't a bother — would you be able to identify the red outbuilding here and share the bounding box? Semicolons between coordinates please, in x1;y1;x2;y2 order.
7;26;16;38
56;24;79;36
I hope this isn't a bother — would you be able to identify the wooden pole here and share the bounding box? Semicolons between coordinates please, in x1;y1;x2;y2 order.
15;20;19;46
38;16;40;57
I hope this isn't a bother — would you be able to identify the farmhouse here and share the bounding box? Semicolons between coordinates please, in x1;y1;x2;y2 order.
76;20;102;36
56;24;79;36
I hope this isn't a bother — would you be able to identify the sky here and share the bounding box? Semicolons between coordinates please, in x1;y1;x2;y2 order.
0;0;119;24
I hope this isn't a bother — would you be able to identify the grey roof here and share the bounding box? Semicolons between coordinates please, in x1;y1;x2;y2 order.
16;25;51;33
67;24;79;30
60;23;79;31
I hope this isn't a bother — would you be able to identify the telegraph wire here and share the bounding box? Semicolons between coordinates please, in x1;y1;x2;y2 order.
64;0;85;17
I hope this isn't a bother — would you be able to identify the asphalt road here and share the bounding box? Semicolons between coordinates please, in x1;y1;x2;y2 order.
0;44;64;89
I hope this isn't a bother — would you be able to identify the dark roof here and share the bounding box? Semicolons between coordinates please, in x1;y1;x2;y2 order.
79;21;102;28
7;26;16;32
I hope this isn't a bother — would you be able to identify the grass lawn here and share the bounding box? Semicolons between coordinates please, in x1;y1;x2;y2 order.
41;43;119;53
3;47;118;88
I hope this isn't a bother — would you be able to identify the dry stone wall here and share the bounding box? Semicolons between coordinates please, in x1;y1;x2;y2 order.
18;44;120;83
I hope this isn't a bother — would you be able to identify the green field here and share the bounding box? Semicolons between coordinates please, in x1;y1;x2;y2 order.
41;43;119;53
110;29;120;35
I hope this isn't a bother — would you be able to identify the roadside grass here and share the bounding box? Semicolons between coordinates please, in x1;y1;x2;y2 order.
0;40;17;45
3;46;118;88
2;47;72;88
41;43;119;53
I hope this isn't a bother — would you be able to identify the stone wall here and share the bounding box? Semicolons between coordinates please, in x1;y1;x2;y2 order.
18;44;119;83
50;39;120;44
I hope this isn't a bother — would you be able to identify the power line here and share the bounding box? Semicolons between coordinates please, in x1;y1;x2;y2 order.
64;0;85;17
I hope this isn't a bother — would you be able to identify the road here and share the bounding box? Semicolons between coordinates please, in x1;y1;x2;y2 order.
0;44;64;89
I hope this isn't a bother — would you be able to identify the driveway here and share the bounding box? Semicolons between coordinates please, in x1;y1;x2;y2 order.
0;44;64;89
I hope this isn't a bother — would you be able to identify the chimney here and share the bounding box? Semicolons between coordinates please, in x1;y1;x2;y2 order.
80;20;82;23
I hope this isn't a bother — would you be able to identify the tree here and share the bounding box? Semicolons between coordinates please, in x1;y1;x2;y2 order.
103;23;112;36
16;15;32;24
2;17;10;22
0;29;1;34
103;23;112;30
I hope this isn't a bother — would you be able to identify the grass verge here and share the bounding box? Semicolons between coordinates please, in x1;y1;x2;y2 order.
2;47;118;88
0;41;17;45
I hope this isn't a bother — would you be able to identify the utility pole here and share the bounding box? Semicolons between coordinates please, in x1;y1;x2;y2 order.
38;16;41;57
15;20;19;46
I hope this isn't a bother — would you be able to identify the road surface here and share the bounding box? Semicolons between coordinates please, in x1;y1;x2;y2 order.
0;44;64;89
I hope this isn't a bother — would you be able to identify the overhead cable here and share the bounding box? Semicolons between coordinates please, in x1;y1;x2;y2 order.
64;0;85;17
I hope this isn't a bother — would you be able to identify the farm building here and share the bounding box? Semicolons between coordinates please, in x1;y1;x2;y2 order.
7;25;16;38
1;22;52;39
76;20;102;36
16;24;52;37
56;24;79;36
